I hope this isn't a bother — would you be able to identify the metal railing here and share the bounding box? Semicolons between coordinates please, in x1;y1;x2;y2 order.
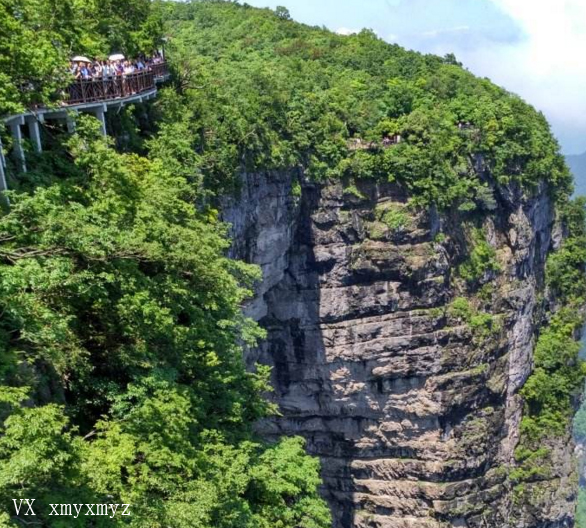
65;63;168;106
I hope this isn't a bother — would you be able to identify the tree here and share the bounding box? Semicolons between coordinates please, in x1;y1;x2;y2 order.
0;117;331;526
275;6;291;20
443;52;462;67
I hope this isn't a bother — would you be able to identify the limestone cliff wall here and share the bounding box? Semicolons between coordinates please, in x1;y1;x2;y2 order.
222;171;577;528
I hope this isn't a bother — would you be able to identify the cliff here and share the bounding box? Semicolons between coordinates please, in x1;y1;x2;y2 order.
159;4;586;526
223;171;577;528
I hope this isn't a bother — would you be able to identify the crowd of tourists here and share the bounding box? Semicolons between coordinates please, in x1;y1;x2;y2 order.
69;52;164;80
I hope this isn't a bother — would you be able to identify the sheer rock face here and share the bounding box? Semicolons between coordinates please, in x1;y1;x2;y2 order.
222;172;577;528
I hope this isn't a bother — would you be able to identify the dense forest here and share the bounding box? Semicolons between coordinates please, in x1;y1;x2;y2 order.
0;1;330;526
0;0;585;526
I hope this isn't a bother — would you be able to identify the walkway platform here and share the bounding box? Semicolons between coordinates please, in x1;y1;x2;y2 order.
0;63;169;190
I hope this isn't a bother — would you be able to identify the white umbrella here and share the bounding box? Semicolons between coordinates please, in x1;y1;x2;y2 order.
72;56;91;63
109;53;125;61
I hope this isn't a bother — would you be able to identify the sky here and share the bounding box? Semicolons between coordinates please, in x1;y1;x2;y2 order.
242;0;586;155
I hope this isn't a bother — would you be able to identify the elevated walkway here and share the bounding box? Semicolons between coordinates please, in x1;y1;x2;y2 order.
0;63;170;190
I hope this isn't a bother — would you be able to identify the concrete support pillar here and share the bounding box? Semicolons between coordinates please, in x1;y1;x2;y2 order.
93;105;107;136
25;116;42;153
66;114;76;134
0;136;7;192
0;134;6;172
9;117;26;173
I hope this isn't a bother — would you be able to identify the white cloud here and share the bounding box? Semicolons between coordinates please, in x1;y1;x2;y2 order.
478;0;586;152
489;0;586;76
421;25;470;38
336;27;359;35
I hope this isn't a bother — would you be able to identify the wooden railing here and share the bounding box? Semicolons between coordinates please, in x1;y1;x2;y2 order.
150;62;169;79
65;63;168;106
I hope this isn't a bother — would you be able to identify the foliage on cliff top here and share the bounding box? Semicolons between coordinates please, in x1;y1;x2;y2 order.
0;117;331;527
160;0;572;207
0;0;164;115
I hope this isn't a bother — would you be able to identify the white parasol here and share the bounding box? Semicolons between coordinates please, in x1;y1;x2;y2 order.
109;53;125;61
72;56;92;63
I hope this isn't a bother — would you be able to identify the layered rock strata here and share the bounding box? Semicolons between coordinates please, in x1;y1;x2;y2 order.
222;172;576;528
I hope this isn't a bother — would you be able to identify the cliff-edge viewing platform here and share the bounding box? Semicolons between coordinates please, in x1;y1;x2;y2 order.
0;62;170;190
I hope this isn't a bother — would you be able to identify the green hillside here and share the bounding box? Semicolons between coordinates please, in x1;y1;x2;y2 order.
0;1;583;527
161;1;571;208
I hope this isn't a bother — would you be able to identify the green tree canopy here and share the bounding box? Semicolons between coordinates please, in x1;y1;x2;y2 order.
160;0;571;207
0;117;331;526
